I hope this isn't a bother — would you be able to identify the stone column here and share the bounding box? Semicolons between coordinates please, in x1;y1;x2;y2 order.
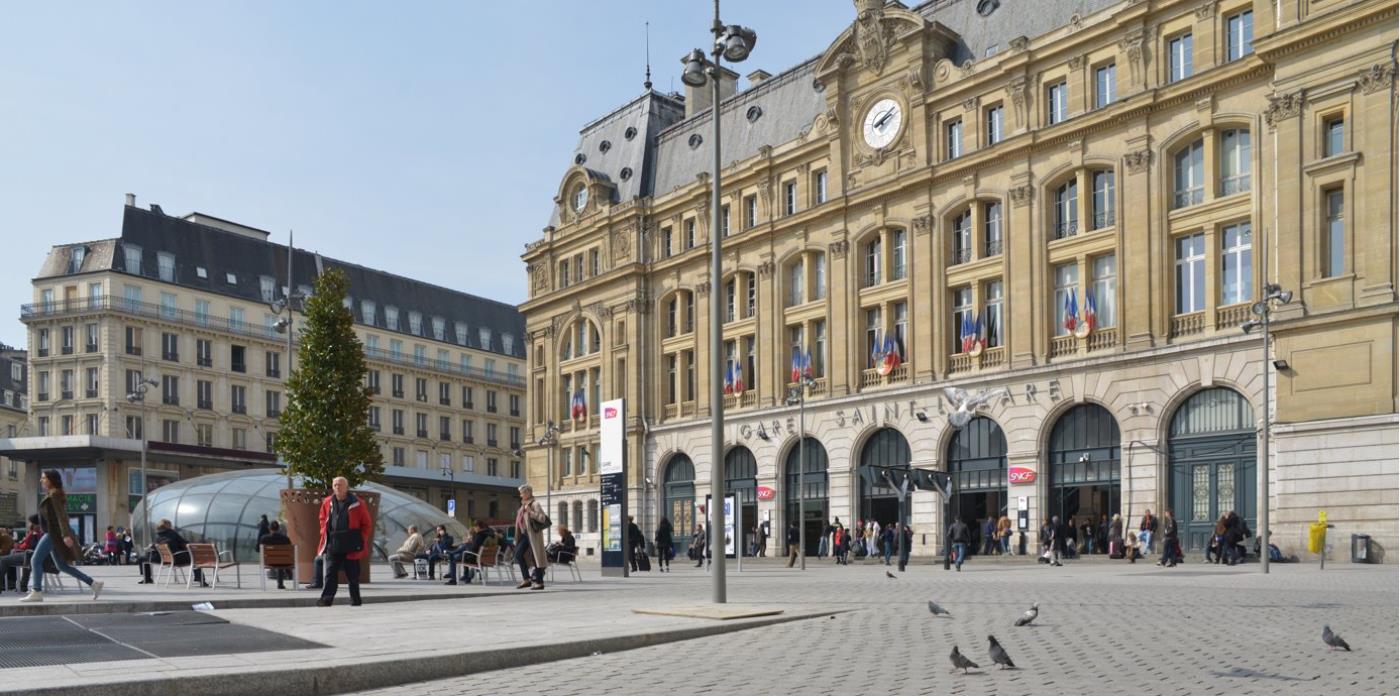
1008;178;1037;368
1121;134;1155;350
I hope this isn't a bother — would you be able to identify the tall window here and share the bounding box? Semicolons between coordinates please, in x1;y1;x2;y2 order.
864;237;882;286
946;119;963;159
1168;33;1193;83
986;104;1004;145
979;202;1001;257
1054;180;1078;239
1219;129;1251;195
889;229;907;281
1174;140;1205;208
1094;63;1116;108
744;195;758;228
661;227;673;259
720;205;731;236
951;287;973;352
1220;222;1253;306
813;252;827;300
952;211;973;264
666;355;677;404
984;280;1004;348
1047;81;1068;124
684;218;696;249
783;181;797;216
1092;170;1115;229
666;296;679;336
1091;254;1117;329
1324;117;1345;157
812;170;828;205
865;307;882;368
743;336;757;392
787;258;805;307
384;306;399;330
1175;233;1206;314
684;350;695;400
123;244;142;275
1053;263;1080;336
156;252;175;282
1225;10;1253;61
813;319;827;377
892;301;908;358
788;325;804;380
725;278;737;323
160;292;177;320
1323;189;1344;277
744;273;756;318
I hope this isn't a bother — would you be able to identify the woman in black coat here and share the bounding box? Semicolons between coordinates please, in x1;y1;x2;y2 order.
654;517;674;573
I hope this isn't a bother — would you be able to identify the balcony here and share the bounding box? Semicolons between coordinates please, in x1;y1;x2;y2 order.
463;436;474;444
197;399;212;410
860;364;909;389
232;404;247;415
980;346;1005;368
1170;312;1205;338
1050;335;1078;358
1215;303;1251;330
416;393;427;403
1053;221;1078;240
723;392;759;410
1091;210;1116;230
61;390;74;400
487;404;498;413
362;346;525;388
37;392;50;402
393;389;405;398
947;353;974;374
197;356;213;368
61;345;73;356
950;248;972;266
85;389;98;399
37;348;49;358
1086;327;1118;352
85;343;98;353
163;352;179;362
984;238;1003;257
417;429;429;439
510;409;520;417
125;346;141;357
440;397;451;406
487;439;498;448
393;426;405;436
439;433;450;442
1173;187;1204;209
1220;175;1250;197
231;362;246;374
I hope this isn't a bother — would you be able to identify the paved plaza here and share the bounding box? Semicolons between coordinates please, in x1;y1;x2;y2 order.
3;555;1391;696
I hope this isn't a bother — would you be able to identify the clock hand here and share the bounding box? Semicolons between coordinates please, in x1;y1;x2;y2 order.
873;110;893;130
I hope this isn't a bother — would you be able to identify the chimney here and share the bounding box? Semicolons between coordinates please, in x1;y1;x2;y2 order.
684;65;741;118
125;193;136;207
746;69;772;86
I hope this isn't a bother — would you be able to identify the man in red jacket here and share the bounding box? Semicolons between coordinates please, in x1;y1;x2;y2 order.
0;516;41;594
317;476;372;607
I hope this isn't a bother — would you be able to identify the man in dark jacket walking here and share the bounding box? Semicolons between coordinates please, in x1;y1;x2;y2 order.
1048;516;1067;567
1158;509;1180;568
626;516;645;571
786;521;800;568
948;517;972;571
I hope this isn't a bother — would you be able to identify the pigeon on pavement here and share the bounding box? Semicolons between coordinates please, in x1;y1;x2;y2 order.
988;635;1016;669
1014;602;1039;627
949;645;979;674
927;600;952;617
886;571;896;579
1322;625;1352;651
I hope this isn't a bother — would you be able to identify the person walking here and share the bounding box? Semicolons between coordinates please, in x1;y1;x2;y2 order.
316;476;371;607
1139;510;1157;555
626;516;645;572
817;520;833;559
880;524;895;565
786;521;800;568
654;517;674;573
1158;509;1179;568
898;523;913;569
978;517;994;556
832;524;846;566
1108;513;1124;558
21;470;103;602
1047;515;1066;567
948;517;971;571
256;514;271;543
996;515;1012;555
757;520;768;558
513;484;549;590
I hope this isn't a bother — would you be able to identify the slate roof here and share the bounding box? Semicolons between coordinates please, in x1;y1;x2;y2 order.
916;0;1122;63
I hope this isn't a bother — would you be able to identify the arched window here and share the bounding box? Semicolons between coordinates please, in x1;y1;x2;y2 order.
1054;179;1078;239
571;500;583;534
1173;139;1204;208
858;427;911;524
784;437;829;556
586;499;598;533
1091;170;1115;229
1169;388;1255;550
663;454;697;548
1047;404;1121;523
561;319;602;360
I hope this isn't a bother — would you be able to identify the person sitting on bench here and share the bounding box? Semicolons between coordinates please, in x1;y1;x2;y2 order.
446;521;496;585
258;521;293;589
140;519;205;586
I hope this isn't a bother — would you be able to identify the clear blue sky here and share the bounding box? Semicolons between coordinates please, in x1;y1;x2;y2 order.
0;1;857;349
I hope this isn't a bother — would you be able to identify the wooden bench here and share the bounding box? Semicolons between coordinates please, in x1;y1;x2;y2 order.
461;545;508;585
154;543;189;588
188;542;240;589
259;544;297;590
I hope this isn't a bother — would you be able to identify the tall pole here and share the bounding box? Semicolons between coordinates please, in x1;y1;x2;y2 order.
798;388;806;570
1259;285;1270;575
139;389;150;550
707;0;727;604
284;230;294;491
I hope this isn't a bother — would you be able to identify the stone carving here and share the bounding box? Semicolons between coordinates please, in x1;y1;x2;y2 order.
758;179;774;206
696;280;712;296
854;3;893;75
963;97;978;111
912;215;932;235
824;107;841;128
530;262;549;293
1068;55;1085;70
758;144;773;159
1119;29;1146;85
1123;149;1153;174
1009;185;1033;207
829;239;851;257
1360;62;1397;94
1264;91;1303;129
757;260;775;278
611;227;632;261
1009;36;1030;52
1070;13;1084;30
1194;0;1218;20
1007;77;1029;126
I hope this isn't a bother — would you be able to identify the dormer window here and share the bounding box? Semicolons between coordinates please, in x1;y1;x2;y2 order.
572;183;589;212
478;327;492;350
69;246;86;274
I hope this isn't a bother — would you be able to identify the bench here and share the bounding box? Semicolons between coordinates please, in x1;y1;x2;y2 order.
188;542;240;589
154;543;189;588
259;544;297;590
460;545;509;585
548;548;581;583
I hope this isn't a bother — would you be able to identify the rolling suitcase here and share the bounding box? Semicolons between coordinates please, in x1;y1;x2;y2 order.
636;551;652;572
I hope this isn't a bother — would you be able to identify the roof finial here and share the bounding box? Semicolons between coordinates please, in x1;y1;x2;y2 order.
643;21;653;91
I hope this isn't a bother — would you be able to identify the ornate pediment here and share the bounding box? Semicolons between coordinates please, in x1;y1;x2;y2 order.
815;3;931;80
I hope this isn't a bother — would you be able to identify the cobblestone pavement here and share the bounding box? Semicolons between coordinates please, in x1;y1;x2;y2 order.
351;559;1398;696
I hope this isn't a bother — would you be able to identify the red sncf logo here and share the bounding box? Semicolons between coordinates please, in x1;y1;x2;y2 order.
604;407;618;418
1007;467;1037;484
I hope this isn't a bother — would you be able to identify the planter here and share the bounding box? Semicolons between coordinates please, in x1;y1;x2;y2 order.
281;488;381;584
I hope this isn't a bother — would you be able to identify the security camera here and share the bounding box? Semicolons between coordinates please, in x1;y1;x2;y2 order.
1079;453;1091;464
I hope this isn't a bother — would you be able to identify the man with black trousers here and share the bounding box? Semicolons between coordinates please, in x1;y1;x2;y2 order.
626;516;645;572
317;476;371;607
786;521;800;568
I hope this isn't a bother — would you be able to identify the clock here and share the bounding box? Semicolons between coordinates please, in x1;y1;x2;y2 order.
862;98;903;150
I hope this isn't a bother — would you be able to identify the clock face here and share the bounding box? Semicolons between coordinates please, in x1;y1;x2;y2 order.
862;98;903;150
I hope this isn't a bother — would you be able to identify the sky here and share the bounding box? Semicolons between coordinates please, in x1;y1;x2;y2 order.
0;1;858;349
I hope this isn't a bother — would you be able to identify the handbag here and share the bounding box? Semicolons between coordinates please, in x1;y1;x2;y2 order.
328;528;363;555
528;510;552;534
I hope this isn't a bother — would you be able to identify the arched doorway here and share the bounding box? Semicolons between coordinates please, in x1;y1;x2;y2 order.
1047;404;1121;531
1168;388;1256;551
662;454;696;552
725;446;757;556
784;437;828;557
858;427;911;528
947;416;1008;555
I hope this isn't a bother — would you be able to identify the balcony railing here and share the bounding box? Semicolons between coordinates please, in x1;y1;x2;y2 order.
947;353;974;374
1087;327;1117;352
1220;175;1250;197
984;238;1003;257
1215;303;1251;330
1170;312;1205;337
860;363;909;389
1050;335;1078;358
1173;187;1204;209
980;346;1005;369
1092;210;1116;230
950;247;972;266
1053;220;1078;240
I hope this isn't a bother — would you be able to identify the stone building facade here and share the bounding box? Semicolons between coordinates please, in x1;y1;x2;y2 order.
521;0;1397;560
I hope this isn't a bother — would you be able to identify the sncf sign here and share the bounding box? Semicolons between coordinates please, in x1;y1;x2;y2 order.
756;486;776;501
1007;467;1037;485
604;407;618;419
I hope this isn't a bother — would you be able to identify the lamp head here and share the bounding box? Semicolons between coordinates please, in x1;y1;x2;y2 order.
274;317;291;334
718;25;757;62
1241;319;1262;334
680;49;709;87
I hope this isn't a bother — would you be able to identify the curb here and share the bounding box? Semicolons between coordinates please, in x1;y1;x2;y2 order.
12;608;842;696
0;588;522;618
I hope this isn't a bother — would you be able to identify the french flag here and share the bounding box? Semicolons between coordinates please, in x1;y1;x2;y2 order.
790;347;803;384
870;328;884;367
881;333;902;372
1063;289;1079;332
723;363;734;396
732;360;745;396
960;313;974;353
570;389;586;421
1085;288;1098;332
973;311;984;351
803;349;813;379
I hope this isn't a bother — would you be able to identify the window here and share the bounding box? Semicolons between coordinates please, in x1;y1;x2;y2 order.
197;380;212;409
478;327;492;350
1047;81;1068;124
487;389;499;413
984;202;1004;256
783;181;797;216
1175;233;1206;314
415;378;428;402
787;258;805;306
392;447;405;467
813;252;827;300
61;325;74;354
510;394;520;416
684;350;695;400
85;367;98;398
462;385;474;408
37;416;49;436
122;244;141;275
194;299;211;326
162;419;179;443
439;416;451;441
125;415;143;440
231;384;247;414
160;292;177;320
229;306;244;331
37;328;49;357
1324;117;1345;157
407;311;422;336
1091;170;1115;229
156;253;175;282
744;194;758;229
984;281;1004;348
487;422;498;447
892;301;908;359
85;414;99;435
812;169;827;205
361;300;376;326
87;282;102;309
384;306;399;331
390;339;403;359
1219;129;1251;195
720;204;731;237
864;237;882;286
60;370;73;399
1094;63;1116;109
414;345;426;366
946;119;963;159
952;211;972;265
1323;189;1345;277
392;409;405;435
416;412;428;438
952;287;974;352
85;323;98;352
461;453;473;472
1174;140;1205;208
125;326;142;356
666;354;678;405
1220;222;1253;306
681;219;695;250
431;316;446;341
123;284;141;312
666;296;679;336
587;499;598;532
454;322;468;345
69;246;86;274
266;390;282;418
259;276;276;303
1053;263;1080;336
660;227;673;259
439;381;451;405
725;278;737;323
986;104;1004;145
1091;255;1117;328
230;345;246;373
813;319;827;377
589;249;600;277
574;255;584;283
416;449;428;469
1168;33;1193;83
196;339;212;367
865;307;882;368
265;350;281;378
462;419;474;443
227;272;239;285
1225;10;1253;61
1054;179;1078;239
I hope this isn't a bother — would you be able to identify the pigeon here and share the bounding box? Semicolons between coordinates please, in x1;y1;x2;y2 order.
988;635;1016;669
927;600;952;617
1322;625;1351;652
949;645;979;673
886;571;896;579
1014;602;1039;627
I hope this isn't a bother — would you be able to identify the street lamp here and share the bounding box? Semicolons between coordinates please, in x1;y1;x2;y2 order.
440;453;456;516
785;374;816;571
681;0;756;607
125;374;159;550
267;230;304;491
1240;282;1292;574
536;420;560;542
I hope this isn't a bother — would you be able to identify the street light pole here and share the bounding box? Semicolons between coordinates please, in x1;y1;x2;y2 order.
786;375;814;570
125;364;159;550
537;420;559;543
1241;277;1292;575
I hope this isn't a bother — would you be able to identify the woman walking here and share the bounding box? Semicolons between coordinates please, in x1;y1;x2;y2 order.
20;470;103;602
1108;513;1124;558
513;484;549;590
654;517;674;573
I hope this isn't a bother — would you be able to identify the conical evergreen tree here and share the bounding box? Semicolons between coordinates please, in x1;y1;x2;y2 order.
276;267;384;492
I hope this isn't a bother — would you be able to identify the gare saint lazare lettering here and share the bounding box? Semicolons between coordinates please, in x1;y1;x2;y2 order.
734;378;1064;443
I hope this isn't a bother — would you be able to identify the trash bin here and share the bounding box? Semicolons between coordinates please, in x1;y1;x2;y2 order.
1351;534;1373;563
1308;521;1328;554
